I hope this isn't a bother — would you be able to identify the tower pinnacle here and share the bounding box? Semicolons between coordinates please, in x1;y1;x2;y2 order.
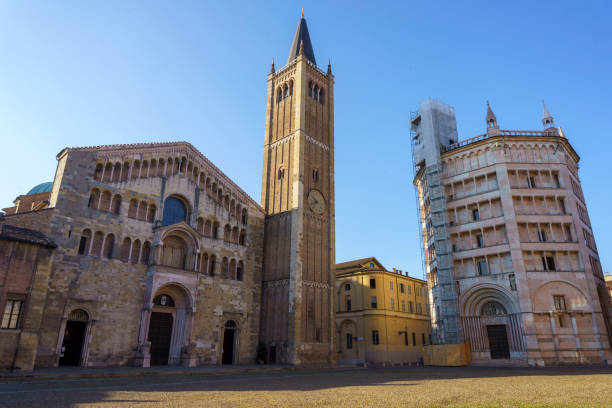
486;101;499;129
287;12;316;65
542;102;555;129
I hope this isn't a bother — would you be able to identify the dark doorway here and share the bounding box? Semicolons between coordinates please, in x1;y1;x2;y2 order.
222;321;236;365
487;324;510;359
59;321;87;366
268;346;276;364
148;312;173;366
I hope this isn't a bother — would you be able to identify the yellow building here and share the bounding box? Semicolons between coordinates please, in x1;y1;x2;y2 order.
335;257;431;365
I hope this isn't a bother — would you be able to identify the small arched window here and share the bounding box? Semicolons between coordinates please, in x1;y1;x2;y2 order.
91;231;104;257
120;237;132;263
278;167;285;180
308;81;313;97
147;204;156;223
239;229;246;246
241;209;248;225
141;241;151;265
94;164;103;181
209;255;216;276
88;189;100;209
131;239;141;264
111;194;122;214
128;199;138;219
237;261;244;281
312;168;319;182
100;191;111;212
318;89;324;104
103;233;115;259
162;197;187;226
78;229;92;255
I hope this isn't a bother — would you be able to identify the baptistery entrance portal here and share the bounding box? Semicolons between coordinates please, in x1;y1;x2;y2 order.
148;294;175;366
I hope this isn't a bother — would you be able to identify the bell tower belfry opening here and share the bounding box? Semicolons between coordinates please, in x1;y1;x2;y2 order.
260;12;336;364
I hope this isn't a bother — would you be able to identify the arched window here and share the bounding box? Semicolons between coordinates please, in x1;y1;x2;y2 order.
481;301;507;316
318;89;324;104
78;229;92;255
217;189;223;202
91;231;104;257
221;257;229;279
122;162;130;181
147;204;156;223
312;168;319;182
237;261;244;281
111;194;122;214
162;197;187;226
103;233;115;259
277;88;283;103
200;253;209;273
180;157;187;173
132;161;140;179
224;195;230;211
224;225;231;242
229;259;237;280
232;227;239;243
88;188;100;209
94;163;103;181
213;222;219;239
138;201;147;221
161;235;186;269
99;191;111;212
157;159;165;176
241;209;248;225
128;199;138;219
205;219;212;237
103;163;113;182
308;81;313;97
209;255;216;276
112;163;121;182
131;239;141;264
141;161;149;178
239;229;246;246
151;159;157;175
120;237;132;262
197;217;204;234
141;241;151;265
278;168;284;180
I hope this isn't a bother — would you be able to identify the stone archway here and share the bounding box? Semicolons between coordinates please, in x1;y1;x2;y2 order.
145;284;193;366
337;319;360;364
460;284;524;361
59;309;89;366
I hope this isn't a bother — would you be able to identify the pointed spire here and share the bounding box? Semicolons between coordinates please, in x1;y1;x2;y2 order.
542;101;554;129
486;101;498;129
287;11;317;65
270;58;275;74
327;59;332;75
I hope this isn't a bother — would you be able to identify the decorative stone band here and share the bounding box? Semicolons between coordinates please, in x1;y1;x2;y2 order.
269;133;296;149
305;134;330;151
268;131;329;151
301;280;330;289
263;279;290;288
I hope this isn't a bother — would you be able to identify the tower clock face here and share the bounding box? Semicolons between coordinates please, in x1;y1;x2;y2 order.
308;189;326;214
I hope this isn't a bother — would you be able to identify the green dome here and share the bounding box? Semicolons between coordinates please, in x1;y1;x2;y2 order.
26;182;53;195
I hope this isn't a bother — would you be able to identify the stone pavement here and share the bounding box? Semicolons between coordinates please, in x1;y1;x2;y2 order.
0;363;348;382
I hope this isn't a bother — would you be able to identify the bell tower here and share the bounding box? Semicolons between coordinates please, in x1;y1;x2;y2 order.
260;12;335;364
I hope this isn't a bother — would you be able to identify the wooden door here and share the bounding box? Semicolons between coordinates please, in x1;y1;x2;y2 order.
148;312;173;365
487;324;510;359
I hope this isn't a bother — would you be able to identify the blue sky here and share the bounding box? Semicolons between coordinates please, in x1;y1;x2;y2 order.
1;1;611;277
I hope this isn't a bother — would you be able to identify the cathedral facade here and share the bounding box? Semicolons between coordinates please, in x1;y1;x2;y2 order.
0;15;335;370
